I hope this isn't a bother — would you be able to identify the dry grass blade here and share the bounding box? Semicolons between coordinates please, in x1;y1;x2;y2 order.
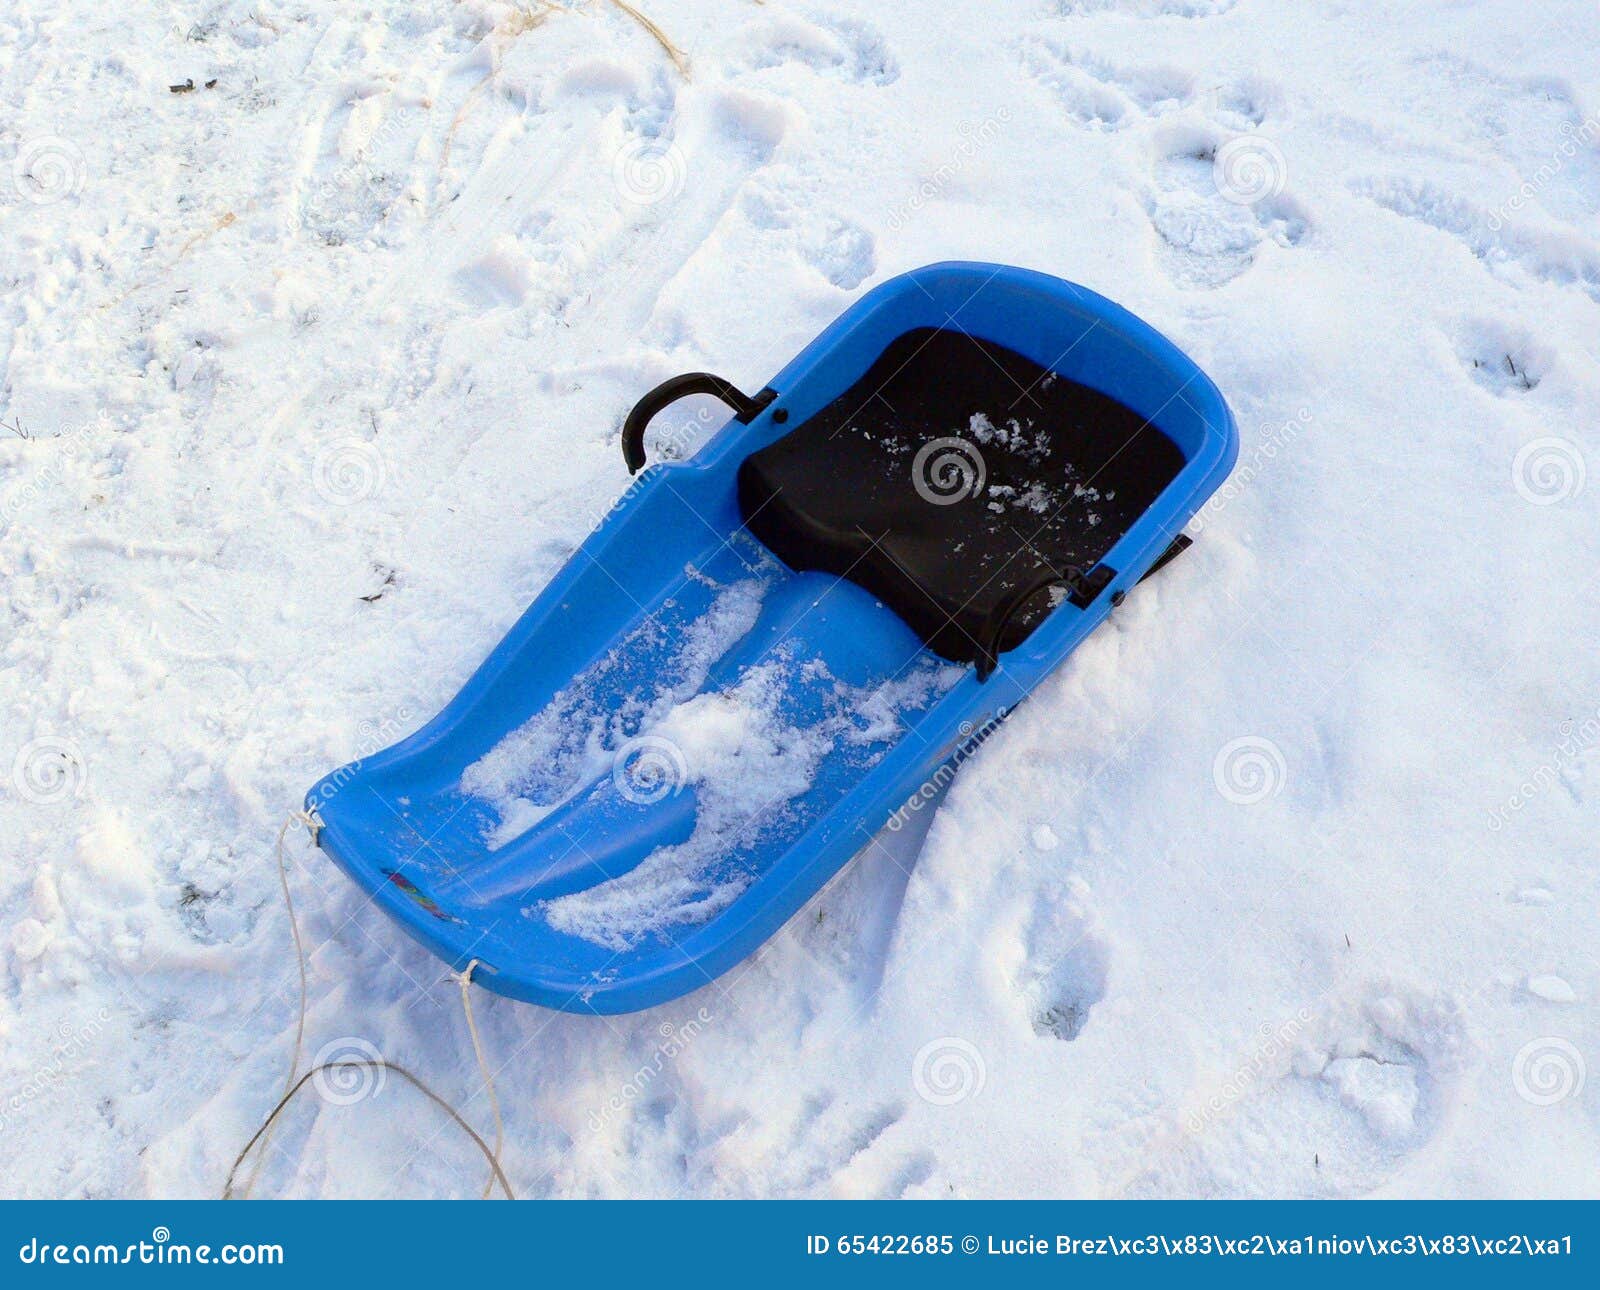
606;0;691;78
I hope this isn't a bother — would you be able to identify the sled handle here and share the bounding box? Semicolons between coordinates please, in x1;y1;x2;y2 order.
974;565;1115;682
622;373;779;474
972;537;1193;680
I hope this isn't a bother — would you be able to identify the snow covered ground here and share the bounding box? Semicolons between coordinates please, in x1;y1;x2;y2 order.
2;0;1598;1198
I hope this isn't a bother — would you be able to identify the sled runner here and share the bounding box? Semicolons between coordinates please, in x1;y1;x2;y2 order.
308;262;1237;1012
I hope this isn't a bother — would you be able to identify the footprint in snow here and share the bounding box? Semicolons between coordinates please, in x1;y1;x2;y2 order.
1352;174;1600;305
737;1091;911;1195
1199;75;1283;132
1022;35;1284;148
1130;986;1467;1198
1017;875;1111;1042
1397;52;1600;229
1455;318;1552;396
728;7;899;86
1147;127;1308;289
740;180;878;291
292;87;434;249
1020;36;1195;132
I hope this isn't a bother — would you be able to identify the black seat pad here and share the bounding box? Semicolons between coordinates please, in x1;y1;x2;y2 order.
738;328;1184;662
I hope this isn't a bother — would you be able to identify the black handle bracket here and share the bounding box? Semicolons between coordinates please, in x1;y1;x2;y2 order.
974;564;1115;682
972;534;1196;681
621;373;778;474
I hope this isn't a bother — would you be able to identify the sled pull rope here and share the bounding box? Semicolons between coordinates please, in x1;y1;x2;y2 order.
225;812;514;1200
622;372;779;474
233;810;319;1200
453;956;505;1200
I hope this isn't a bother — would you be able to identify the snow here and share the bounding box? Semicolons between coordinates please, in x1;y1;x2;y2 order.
459;573;769;848
2;0;1598;1199
538;649;959;951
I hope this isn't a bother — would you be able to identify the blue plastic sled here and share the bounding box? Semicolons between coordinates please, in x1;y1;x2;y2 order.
308;262;1237;1013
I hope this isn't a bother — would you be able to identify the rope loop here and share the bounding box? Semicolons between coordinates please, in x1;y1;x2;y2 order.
224;812;513;1200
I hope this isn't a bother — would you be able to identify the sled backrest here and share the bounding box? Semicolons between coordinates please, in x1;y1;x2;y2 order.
737;326;1185;663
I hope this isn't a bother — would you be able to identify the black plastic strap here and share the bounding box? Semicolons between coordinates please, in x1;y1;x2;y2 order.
621;374;777;474
973;564;1115;682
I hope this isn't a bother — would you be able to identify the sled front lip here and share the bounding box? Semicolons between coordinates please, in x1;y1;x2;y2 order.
313;789;773;1013
306;262;1239;1015
310;798;648;1010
